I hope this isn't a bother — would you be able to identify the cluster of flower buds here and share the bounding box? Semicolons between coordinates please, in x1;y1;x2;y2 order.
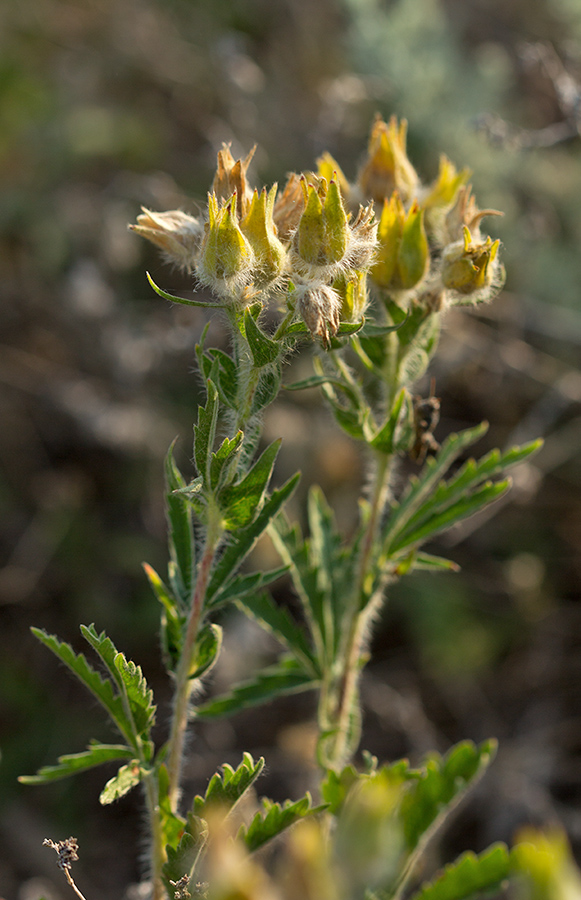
131;115;504;341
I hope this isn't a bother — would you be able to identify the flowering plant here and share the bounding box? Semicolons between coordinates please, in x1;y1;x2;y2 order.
23;116;577;900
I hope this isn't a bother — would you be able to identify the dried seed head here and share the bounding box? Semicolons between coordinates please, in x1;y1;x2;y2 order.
272;172;305;241
130;208;203;271
212;144;256;218
294;283;342;346
43;837;79;871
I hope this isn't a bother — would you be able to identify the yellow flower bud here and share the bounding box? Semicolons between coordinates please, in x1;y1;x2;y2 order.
197;192;254;298
316;151;350;198
441;226;500;296
397;201;428;289
371;194;404;289
357;115;419;205
422;155;471;209
335;270;368;323
294;176;350;273
240;185;286;286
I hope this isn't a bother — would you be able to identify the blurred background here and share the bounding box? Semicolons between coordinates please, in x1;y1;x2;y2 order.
1;0;581;897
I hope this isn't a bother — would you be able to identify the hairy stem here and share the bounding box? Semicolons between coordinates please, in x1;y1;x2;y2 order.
144;772;165;900
166;513;222;812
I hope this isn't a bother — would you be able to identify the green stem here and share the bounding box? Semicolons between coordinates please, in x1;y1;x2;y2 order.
166;513;222;812
144;771;165;900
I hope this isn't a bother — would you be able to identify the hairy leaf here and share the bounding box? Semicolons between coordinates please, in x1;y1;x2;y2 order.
189;623;222;680
409;843;511;900
19;742;134;785
235;591;318;674
196;657;318;718
219;439;281;529
162;813;208;891
244;309;280;367
192;753;265;818
193;380;220;482
164;440;195;604
142;563;184;670
99;760;142;804
240;793;324;852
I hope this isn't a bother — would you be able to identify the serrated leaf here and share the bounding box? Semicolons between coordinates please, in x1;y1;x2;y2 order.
162;813;208;891
81;625;156;740
219;439;281;529
209;431;244;491
192;752;265;818
146;272;227;308
165;440;195;605
99;759;142;804
234;591;318;674
251;364;283;415
320;764;360;815
196;657;318;718
19;742;134;785
30;627;134;745
207;566;289;610
240;793;323;852
410;843;511;900
189;623;222;680
244;309;281;367
205;473;300;602
193;380;219;482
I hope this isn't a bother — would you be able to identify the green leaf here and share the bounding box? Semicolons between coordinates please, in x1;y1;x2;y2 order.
189;623;222;680
396;552;461;574
409;843;511;900
235;591;318;674
240;793;323;852
143;563;184;671
80;625;156;740
157;764;187;852
244;309;281;367
206;473;300;602
194;380;219;482
146;272;227;308
382;423;489;551
162;813;208;891
320;764;360;815
30;627;135;745
207;348;239;408
99;760;142;804
209;431;244;492
19;741;134;785
388;479;510;555
192;752;265;817
196;657;318;718
251;364;283;415
165;440;195;605
207;566;289;610
367;388;407;453
219;439;281;529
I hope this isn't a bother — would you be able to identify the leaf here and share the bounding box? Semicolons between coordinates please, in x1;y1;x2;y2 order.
207;348;239;408
320;764;360;815
192;752;265;818
143;563;184;670
251;364;283;415
165;440;195;605
240;793;324;852
146;272;227;308
409;843;511;900
234;591;318;674
193;380;219;482
196;657;318;718
219;439;281;529
205;472;300;602
189;623;222;680
207;566;289;610
99;759;142;804
162;813;208;891
209;431;244;492
367;388;407;453
382;423;489;552
19;742;134;785
30;627;135;745
394;552;460;575
244;309;281;367
80;625;156;740
388;479;510;555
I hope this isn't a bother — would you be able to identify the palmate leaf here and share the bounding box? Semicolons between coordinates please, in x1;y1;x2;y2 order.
192;752;265;818
409;843;511;900
80;625;156;741
29;627;136;746
240;793;325;852
19;741;134;785
205;472;300;602
196;656;318;719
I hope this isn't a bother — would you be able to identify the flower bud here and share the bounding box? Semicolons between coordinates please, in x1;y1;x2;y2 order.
397;201;429;290
357;115;419;206
371;193;403;289
371;194;428;291
197;192;254;298
293;177;350;274
441;226;500;296
240;185;286;286
422;155;471;209
445;185;502;244
212;144;256;218
334;270;368;323
294;282;342;346
316;151;350;198
130;208;203;271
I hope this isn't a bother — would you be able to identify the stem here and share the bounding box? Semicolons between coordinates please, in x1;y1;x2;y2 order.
144;772;165;900
166;514;222;812
322;450;393;770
